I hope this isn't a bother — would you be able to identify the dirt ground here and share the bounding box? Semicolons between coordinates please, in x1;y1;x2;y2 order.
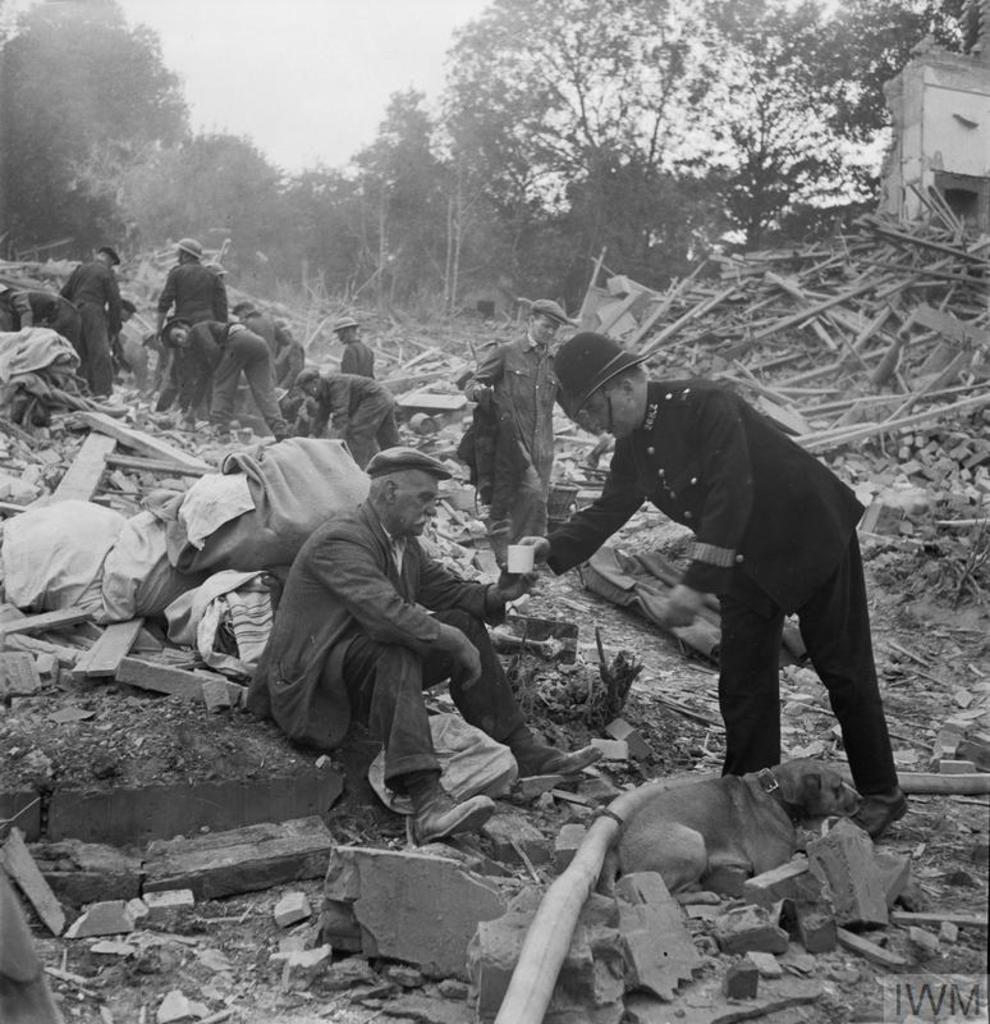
5;509;985;1024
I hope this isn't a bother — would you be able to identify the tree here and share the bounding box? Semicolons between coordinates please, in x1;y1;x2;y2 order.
0;0;186;255
121;133;285;289
352;90;449;309
444;0;713;300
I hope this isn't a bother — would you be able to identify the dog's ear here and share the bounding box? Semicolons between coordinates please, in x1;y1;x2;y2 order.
798;771;823;806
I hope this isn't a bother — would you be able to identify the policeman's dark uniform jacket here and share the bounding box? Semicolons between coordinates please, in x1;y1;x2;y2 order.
246;461;528;789
163;319;288;439
546;376;899;799
59;251;121;397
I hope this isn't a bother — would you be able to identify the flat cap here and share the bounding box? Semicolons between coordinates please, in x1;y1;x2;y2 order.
293;367;321;388
333;315;359;333
177;237;203;259
232;301;257;316
366;446;452;480
97;245;121;266
530;298;575;326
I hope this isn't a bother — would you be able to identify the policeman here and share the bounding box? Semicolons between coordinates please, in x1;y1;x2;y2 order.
519;332;907;839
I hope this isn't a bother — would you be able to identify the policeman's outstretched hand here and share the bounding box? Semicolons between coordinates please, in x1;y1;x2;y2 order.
660;584;704;628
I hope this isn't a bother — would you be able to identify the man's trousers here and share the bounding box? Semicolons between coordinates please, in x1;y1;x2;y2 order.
341;608;525;787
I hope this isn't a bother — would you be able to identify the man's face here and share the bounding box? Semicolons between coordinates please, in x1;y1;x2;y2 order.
382;470;439;537
573;380;640;439
529;314;560;346
337;327;358;344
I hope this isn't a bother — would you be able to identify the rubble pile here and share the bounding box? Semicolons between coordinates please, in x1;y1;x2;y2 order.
0;213;987;1024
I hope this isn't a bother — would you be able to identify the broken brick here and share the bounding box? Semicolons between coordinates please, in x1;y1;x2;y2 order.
742;856;809;908
274;890;312;927
723;960;759;999
713;904;789;955
65;900;136;938
807;818;888;928
605;718;651;761
745;951;783;978
482;811;550;866
553;824;586;874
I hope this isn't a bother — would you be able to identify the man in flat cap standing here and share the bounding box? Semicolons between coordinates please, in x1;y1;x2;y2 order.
248;446;600;844
519;332;907;840
59;245;122;397
461;298;575;566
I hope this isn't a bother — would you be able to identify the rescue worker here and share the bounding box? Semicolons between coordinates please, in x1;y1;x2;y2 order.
333;315;375;378
0;287;81;351
289;367;400;469
160;317;290;441
59;245;122;397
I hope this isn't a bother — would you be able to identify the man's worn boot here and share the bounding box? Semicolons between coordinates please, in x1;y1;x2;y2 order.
852;787;908;839
506;726;603;778
406;773;495;845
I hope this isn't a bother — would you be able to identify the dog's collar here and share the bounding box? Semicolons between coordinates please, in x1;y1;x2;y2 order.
756;767;799;822
756;767;779;795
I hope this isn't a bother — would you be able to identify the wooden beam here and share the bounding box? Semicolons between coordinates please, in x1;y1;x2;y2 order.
29;433;117;508
116;657;244;705
890;911;988;932
0;607;92;640
75;412;212;474
74;619;145;678
104;453;209;477
0;827;66;936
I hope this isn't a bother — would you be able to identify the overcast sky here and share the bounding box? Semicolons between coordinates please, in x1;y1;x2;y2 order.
118;0;491;173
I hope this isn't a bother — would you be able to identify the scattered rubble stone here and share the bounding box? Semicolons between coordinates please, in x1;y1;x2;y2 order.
713;904;790;955
274;890;312;927
64;899;136;938
722;959;760;999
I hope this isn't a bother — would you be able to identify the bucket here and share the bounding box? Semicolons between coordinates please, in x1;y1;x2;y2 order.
547;484;579;524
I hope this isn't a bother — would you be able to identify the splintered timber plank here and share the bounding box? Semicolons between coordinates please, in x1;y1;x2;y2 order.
0;827;66;935
115;657;245;705
116;657;221;699
30;432;117;508
75;619;145;678
0;607;92;639
76;411;212;473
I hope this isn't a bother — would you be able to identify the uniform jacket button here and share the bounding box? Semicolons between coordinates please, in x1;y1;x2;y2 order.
690;476;698;485
683;510;692;520
647;446;655;455
735;554;744;563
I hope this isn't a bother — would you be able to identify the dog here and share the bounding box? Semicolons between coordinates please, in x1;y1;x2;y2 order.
599;759;861;895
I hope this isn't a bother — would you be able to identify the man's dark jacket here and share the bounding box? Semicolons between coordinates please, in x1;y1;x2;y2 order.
548;380;863;613
158;262;227;324
247;503;499;749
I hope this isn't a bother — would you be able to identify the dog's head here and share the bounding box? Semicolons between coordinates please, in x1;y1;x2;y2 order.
771;759;861;819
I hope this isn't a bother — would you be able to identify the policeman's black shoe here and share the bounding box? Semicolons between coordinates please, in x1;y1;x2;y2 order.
853;787;908;839
410;790;495;845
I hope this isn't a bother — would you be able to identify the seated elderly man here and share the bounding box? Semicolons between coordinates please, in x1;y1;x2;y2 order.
248;447;599;843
